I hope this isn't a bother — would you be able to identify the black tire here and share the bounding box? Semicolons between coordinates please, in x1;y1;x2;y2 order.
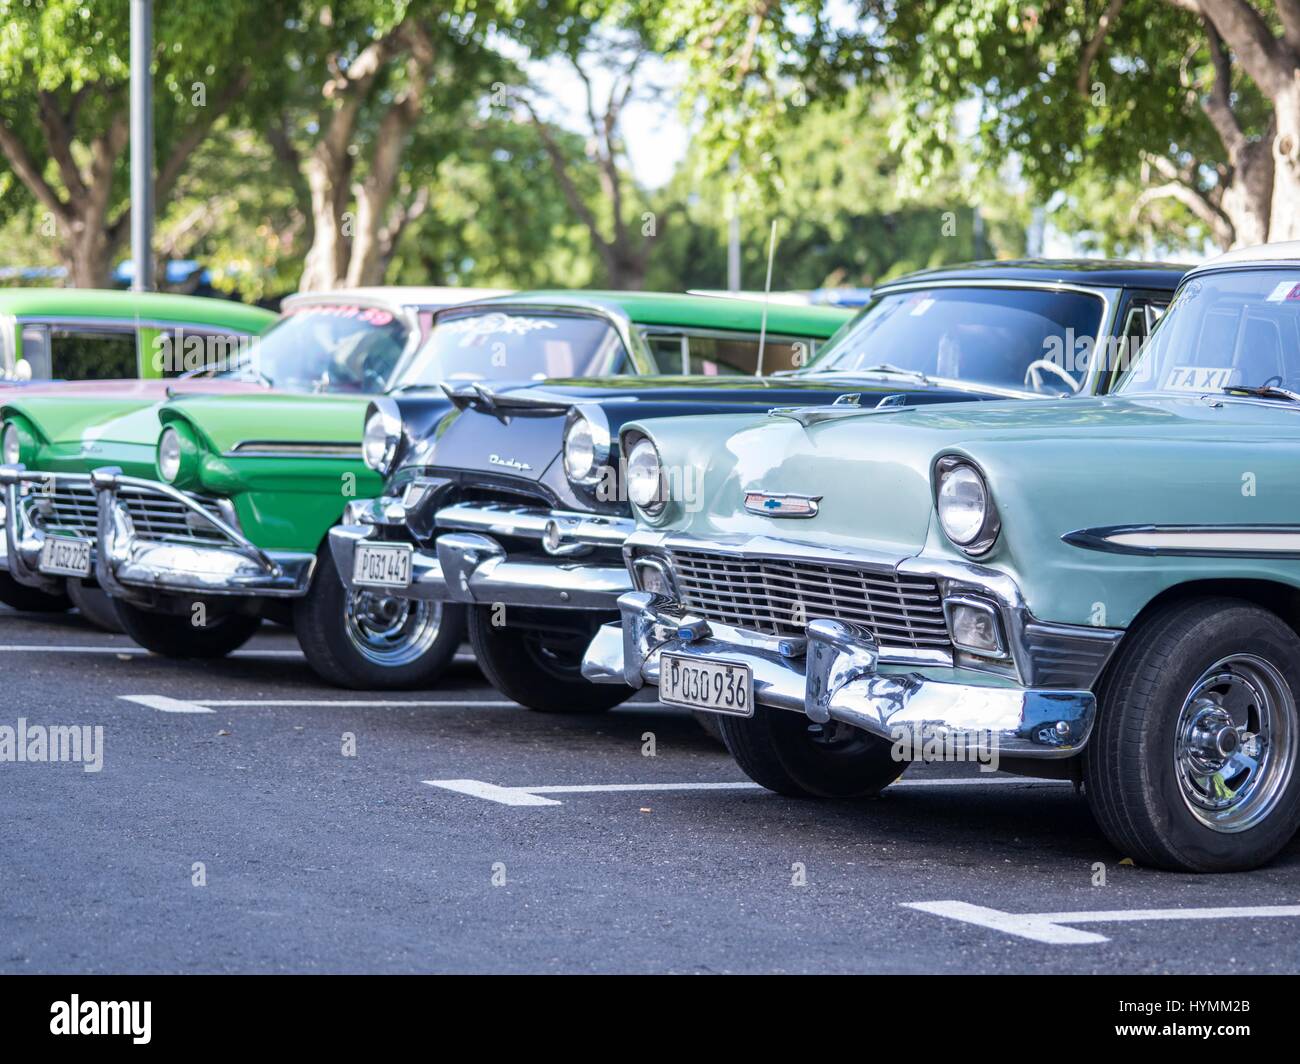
1086;598;1300;873
693;710;726;744
718;703;908;798
467;604;632;713
66;580;124;633
294;545;464;690
0;571;70;613
114;599;262;659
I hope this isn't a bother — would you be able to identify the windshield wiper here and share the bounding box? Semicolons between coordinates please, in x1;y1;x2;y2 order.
1221;384;1300;403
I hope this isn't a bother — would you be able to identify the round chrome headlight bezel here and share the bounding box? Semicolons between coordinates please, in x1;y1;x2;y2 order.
362;399;403;475
934;455;1000;555
1;421;21;466
157;427;183;483
563;407;612;488
625;435;666;515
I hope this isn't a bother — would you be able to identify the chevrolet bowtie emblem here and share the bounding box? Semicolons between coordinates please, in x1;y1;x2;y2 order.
744;491;821;518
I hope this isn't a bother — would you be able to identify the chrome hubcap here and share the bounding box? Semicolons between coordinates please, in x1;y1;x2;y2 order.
344;591;442;667
1173;655;1297;833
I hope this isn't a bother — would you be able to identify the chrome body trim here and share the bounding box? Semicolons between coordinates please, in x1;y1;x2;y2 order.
1065;523;1300;559
89;467;315;599
583;592;1096;759
329;521;630;609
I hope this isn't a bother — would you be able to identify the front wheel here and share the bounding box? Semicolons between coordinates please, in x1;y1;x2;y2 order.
0;571;70;613
1086;598;1300;872
294;545;464;690
66;579;124;633
467;605;632;713
718;704;908;798
114;599;262;659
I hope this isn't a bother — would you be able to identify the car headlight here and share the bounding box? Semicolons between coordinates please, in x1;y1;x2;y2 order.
625;436;665;514
934;456;1000;554
158;427;183;482
563;407;612;488
363;399;403;475
1;421;21;465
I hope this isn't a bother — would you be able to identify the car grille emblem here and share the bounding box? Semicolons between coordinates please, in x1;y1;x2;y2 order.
744;491;821;518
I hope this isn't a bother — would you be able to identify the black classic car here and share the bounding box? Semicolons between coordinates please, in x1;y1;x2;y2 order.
329;262;1187;709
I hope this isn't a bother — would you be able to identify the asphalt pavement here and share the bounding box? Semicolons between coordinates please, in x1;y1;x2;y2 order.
3;602;1299;974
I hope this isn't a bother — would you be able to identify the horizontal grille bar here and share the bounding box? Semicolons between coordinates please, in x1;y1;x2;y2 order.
667;548;952;651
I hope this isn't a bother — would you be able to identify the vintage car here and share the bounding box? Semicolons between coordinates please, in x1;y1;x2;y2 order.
0;287;275;385
0;290;276;618
8;290;846;688
583;242;1300;873
0;287;500;625
330;263;1184;712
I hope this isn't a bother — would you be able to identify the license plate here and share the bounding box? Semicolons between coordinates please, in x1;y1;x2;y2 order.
39;535;92;577
352;543;413;589
659;654;753;716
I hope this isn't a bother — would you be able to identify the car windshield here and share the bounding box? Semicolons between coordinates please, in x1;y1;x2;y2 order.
213;303;409;393
802;285;1106;395
1116;268;1300;396
392;309;628;389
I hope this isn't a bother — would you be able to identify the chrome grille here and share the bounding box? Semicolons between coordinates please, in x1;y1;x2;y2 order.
667;549;951;651
26;481;229;544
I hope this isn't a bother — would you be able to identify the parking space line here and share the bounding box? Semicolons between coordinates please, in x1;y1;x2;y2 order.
119;694;519;713
903;899;1300;945
424;776;1071;806
0;644;302;657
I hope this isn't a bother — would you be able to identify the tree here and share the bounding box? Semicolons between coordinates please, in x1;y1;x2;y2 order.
0;0;286;285
514;23;665;289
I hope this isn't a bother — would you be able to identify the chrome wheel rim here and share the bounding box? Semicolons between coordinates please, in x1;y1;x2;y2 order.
344;591;442;667
1173;654;1297;833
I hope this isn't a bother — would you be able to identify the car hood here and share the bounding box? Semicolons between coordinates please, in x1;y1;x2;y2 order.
391;373;1009;513
630;393;1300;625
161;391;373;455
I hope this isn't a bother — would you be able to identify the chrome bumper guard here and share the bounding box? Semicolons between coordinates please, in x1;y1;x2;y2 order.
329;496;635;609
90;466;314;599
1;464;74;592
583;591;1099;759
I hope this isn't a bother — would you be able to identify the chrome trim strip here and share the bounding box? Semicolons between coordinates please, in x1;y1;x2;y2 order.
1064;524;1300;559
435;502;635;548
226;441;361;458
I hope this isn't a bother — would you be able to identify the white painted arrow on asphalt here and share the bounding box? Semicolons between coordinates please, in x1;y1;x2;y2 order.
903;900;1300;945
423;776;1070;807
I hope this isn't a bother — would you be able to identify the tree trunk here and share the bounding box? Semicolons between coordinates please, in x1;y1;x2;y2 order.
1222;135;1275;247
300;142;351;291
1270;77;1300;240
63;219;114;288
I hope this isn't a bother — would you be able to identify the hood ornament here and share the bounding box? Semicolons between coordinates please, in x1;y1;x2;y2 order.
744;491;821;518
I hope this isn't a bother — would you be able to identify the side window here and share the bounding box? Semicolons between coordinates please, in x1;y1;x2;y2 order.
1102;298;1168;393
19;325;52;380
150;326;251;377
686;334;805;376
644;334;688;374
48;326;138;380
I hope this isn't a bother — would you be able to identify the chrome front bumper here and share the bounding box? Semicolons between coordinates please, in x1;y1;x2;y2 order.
92;467;315;599
329;497;634;610
583;591;1100;759
0;463;314;599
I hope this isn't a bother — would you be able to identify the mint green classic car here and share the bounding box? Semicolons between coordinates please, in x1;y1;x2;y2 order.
584;242;1300;873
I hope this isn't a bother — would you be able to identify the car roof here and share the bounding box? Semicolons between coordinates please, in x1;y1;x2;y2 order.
282;287;511;313
0;288;275;330
1193;240;1300;272
470;290;853;338
878;258;1190;291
